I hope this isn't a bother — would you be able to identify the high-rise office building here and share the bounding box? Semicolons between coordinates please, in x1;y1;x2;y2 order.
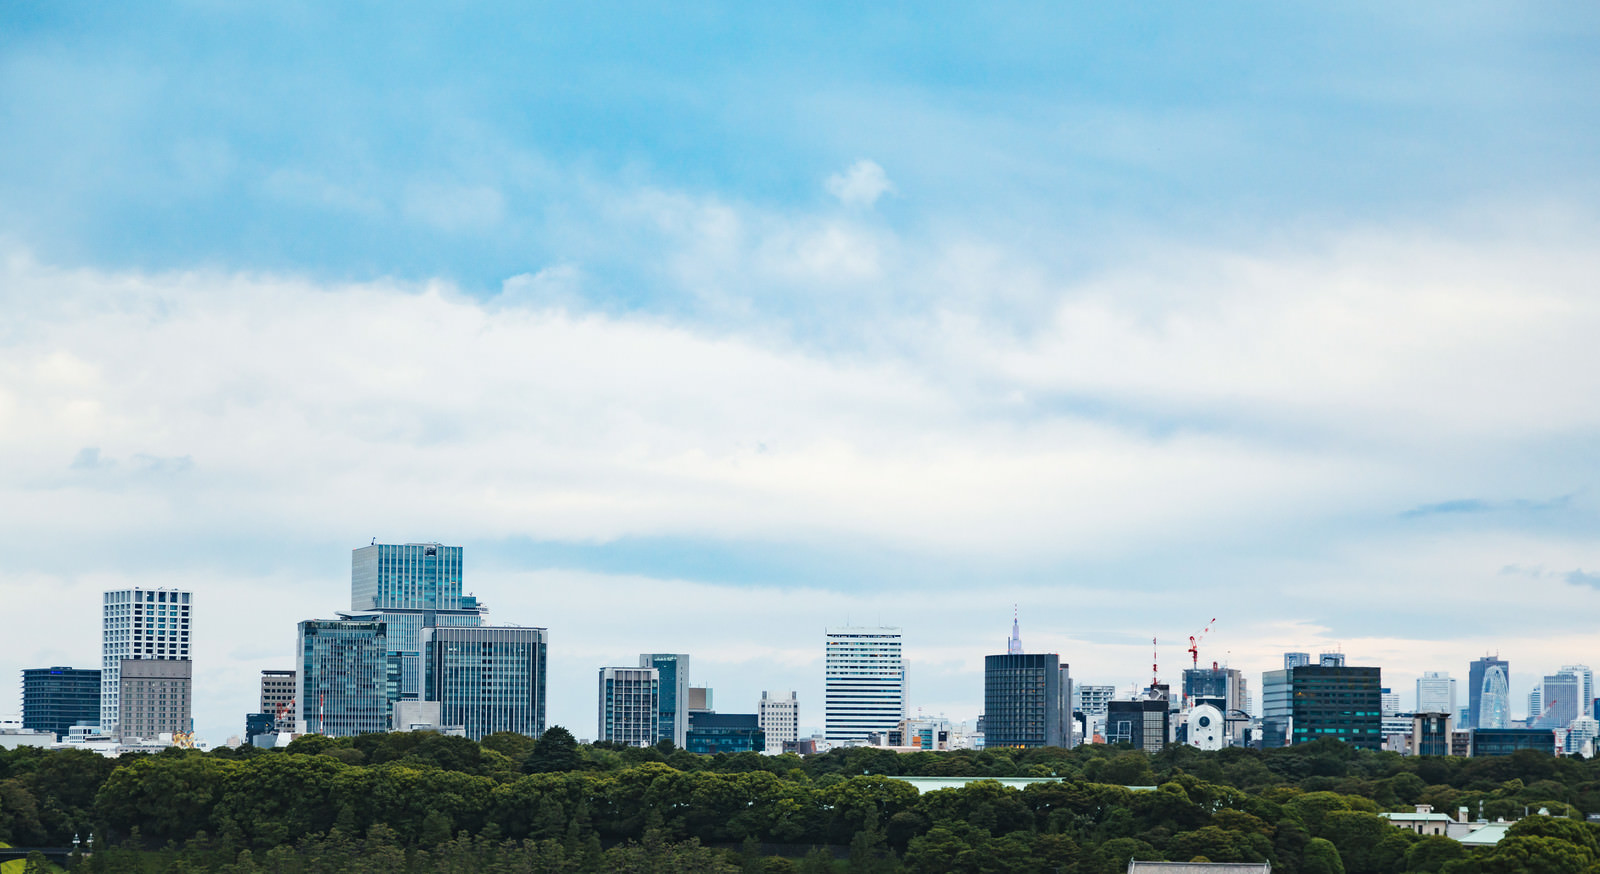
296;619;398;737
1183;666;1248;745
1469;656;1510;729
1417;671;1456;716
598;666;659;746
824;626;905;745
422;626;548;741
346;543;485;700
1284;652;1312;669
118;659;192;740
21;667;101;740
982;617;1070;748
260;670;296;730
758;691;800;755
1262;655;1382;750
1562;665;1594;718
1534;671;1582;729
984;655;1071;748
639;654;690;747
101;588;193;736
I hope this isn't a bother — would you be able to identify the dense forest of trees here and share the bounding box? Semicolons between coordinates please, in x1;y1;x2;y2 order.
4;728;1600;872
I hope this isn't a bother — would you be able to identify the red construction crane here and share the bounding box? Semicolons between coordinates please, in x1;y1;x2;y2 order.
1188;618;1218;669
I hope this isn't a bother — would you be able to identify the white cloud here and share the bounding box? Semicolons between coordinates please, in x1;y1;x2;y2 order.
3;208;1600;741
825;159;894;208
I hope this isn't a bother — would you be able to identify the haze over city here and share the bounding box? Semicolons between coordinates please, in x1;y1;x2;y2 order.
3;3;1600;746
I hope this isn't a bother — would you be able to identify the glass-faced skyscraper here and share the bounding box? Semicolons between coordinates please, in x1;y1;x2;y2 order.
424;626;548;740
824;626;905;745
1469;656;1511;729
345;543;484;700
22;667;101;740
101;588;193;736
296;619;398;737
639;654;690;747
983;617;1071;749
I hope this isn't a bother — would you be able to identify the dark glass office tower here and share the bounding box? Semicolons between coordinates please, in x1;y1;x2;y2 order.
21;666;101;739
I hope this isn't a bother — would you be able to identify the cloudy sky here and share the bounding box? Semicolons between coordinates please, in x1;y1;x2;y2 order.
4;3;1600;743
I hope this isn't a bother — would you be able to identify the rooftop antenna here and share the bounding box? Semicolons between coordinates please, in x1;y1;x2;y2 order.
1152;637;1159;689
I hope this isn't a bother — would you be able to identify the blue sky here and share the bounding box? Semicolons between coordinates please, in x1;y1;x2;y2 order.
3;2;1600;743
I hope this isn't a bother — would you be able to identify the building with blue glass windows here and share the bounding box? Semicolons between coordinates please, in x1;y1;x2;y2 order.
346;543;484;700
639;653;689;747
296;619;399;736
423;626;548;740
22;667;101;740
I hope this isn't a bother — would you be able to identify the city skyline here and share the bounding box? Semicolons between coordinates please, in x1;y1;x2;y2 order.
4;3;1600;745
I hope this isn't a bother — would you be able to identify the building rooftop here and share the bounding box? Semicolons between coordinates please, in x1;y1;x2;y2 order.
1126;857;1273;864
1457;822;1513;846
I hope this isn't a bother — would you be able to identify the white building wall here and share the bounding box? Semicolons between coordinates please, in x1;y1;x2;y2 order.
824;627;904;744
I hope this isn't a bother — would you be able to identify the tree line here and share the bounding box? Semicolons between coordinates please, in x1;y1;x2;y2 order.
3;728;1600;872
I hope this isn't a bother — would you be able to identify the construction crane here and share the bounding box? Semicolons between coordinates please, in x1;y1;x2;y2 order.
1188;618;1218;669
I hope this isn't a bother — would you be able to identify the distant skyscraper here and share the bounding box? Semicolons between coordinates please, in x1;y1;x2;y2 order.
346;543;485;699
1534;671;1581;729
758;691;799;754
296;619;398;737
1263;657;1382;750
1284;652;1312;669
1381;689;1400;718
598;666;659;746
1417;671;1456;716
21;667;100;740
984;614;1071;749
424;626;548;740
118;659;192;740
1562;665;1594;715
1469;656;1510;729
101;588;193;735
639;654;690;747
824;626;905;745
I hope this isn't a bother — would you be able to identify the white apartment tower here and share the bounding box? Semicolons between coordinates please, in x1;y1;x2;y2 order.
101;588;193;736
824;626;905;745
759;690;800;754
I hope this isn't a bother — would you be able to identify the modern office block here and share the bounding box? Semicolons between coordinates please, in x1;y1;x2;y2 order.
689;687;713;712
1073;685;1116;716
1471;728;1555;757
1261;668;1292;749
101;588;193;735
1284;652;1312;669
118;658;192;740
1106;697;1169;753
984;654;1070;748
352;542;466;611
599;666;659;747
347;543;485;700
296;619;398;737
824;626;905;745
1469;656;1510;729
1417;672;1457;717
260;669;296;730
1288;664;1382;749
1183;666;1248;745
21;667;101;740
1533;671;1582;729
686;711;765;754
639;654;690;747
423;626;548;740
758;690;800;754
